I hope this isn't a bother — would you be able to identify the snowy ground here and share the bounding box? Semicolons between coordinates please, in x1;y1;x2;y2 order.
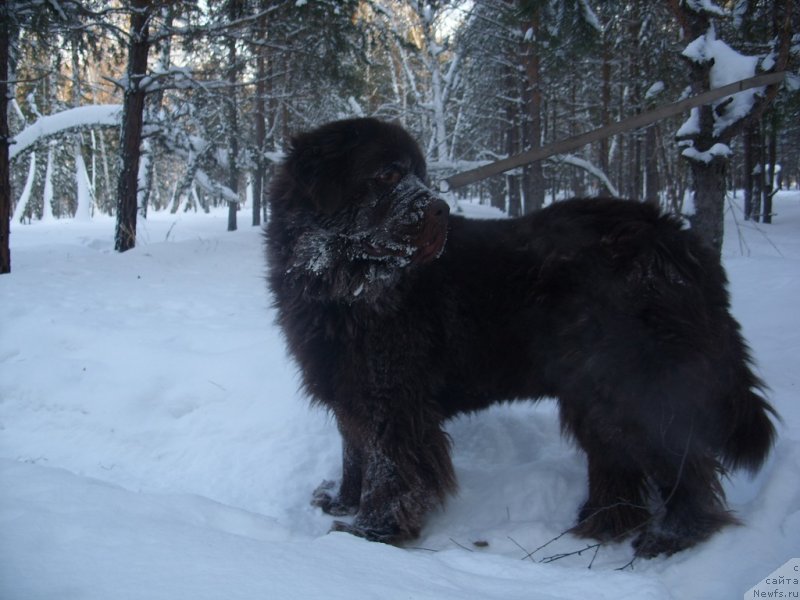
1;192;798;599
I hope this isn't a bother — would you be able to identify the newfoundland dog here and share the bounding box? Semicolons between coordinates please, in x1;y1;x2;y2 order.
265;117;776;558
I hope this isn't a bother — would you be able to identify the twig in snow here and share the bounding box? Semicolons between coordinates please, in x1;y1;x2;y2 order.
540;542;602;564
507;535;536;563
449;537;474;552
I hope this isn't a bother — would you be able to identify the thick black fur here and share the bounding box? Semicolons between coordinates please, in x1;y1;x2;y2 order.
266;118;777;558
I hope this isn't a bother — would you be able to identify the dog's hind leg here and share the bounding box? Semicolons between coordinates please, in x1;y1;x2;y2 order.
570;449;651;543
631;354;772;557
632;448;736;558
565;409;652;543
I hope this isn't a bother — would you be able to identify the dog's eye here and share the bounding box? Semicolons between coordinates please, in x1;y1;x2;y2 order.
375;168;402;186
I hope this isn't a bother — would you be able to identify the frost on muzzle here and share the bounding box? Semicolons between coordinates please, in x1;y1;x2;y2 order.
360;173;450;266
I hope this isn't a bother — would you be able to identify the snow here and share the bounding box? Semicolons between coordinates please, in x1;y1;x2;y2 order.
346;96;365;117
676;107;700;138
578;0;602;33
554;154;619;197
706;40;761;136
2;194;800;599
680;26;762;138
9;104;122;161
74;142;94;220
524;27;534;42
42;144;54;221
686;0;728;18
761;52;776;72
11;152;36;223
644;81;664;100
681;142;731;164
681;188;696;218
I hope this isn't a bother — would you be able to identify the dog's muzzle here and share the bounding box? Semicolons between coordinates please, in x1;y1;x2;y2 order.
362;174;450;264
412;197;449;264
391;173;450;264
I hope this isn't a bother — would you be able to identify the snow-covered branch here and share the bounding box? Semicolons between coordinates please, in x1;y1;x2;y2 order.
553;154;620;197
10;105;122;161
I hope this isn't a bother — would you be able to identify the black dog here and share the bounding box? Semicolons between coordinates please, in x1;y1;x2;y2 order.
265;118;777;558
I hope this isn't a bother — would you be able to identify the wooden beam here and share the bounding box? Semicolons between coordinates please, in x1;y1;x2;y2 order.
443;71;786;191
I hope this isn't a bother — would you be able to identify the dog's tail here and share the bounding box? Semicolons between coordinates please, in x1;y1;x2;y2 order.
721;375;778;474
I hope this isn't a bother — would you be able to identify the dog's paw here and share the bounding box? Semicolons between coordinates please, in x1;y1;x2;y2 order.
632;529;689;558
631;509;735;558
570;501;649;543
330;519;400;544
311;480;358;516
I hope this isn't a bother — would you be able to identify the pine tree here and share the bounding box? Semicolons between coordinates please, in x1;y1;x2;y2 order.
670;0;791;255
115;0;153;253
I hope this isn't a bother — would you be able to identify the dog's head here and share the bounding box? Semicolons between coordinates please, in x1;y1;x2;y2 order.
269;118;450;303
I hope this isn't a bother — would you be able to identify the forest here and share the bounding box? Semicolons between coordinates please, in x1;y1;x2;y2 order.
2;3;800;597
1;0;798;271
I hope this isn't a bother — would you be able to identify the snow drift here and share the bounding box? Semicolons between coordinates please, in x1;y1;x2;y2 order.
1;194;799;599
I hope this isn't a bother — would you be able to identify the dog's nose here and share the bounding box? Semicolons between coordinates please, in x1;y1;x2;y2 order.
426;198;450;222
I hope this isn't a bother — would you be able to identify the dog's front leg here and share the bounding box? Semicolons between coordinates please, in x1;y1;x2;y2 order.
330;410;456;544
312;436;363;516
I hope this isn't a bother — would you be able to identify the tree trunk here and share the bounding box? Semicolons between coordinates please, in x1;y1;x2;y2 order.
627;18;642;201
43;143;55;220
114;0;151;252
686;97;728;257
599;35;611;180
743;121;757;220
568;79;585;197
1;8;11;274
754;120;765;222
226;0;241;233
763;111;777;224
488;172;505;212
137;138;151;218
616;84;625;196
668;0;788;252
669;1;726;255
98;129;112;206
506;174;521;217
506;116;521;217
137;7;171;219
252;8;268;227
252;94;265;227
72;44;93;221
504;62;521;217
644;125;660;205
688;155;727;255
521;9;545;213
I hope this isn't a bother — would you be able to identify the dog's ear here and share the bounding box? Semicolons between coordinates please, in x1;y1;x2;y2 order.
287;123;363;214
